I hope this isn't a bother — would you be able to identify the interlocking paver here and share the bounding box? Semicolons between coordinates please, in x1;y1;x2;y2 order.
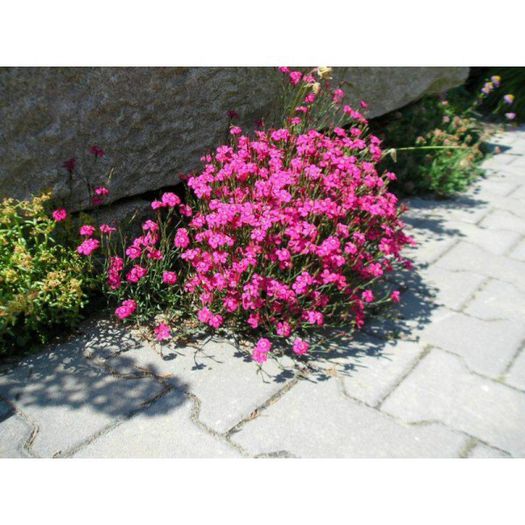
415;308;524;378
83;321;296;434
464;278;525;322
418;266;486;310
479;209;525;234
73;392;242;458
435;241;525;293
509;238;525;261
438;220;521;255
327;335;426;407
0;400;33;458
467;443;510;458
0;346;164;457
381;349;525;457
505;350;525;391
230;378;468;458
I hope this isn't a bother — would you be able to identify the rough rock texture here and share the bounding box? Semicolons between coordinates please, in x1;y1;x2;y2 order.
0;67;468;211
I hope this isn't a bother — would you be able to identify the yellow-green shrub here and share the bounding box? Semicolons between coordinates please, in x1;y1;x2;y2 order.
0;193;93;354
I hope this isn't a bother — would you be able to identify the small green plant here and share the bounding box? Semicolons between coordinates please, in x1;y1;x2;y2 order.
0;193;95;354
372;96;485;197
371;70;519;198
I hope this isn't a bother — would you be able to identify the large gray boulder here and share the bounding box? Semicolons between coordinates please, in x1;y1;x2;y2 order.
0;67;468;211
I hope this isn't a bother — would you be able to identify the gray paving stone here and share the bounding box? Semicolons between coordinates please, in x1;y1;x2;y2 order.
472;179;519;199
464;279;525;322
83;321;296;434
0;347;164;457
405;196;490;225
418;266;486;310
510;184;525;201
435;241;525;293
381;349;525;457
73;392;241;458
403;232;457;266
491;196;525;219
467;443;510;458
481;153;518;170
493;163;525;182
479;209;525;234
509;238;525;261
438;220;521;255
231;378;468;458
505;350;525;391
416;308;524;378
327;336;426;407
0;401;32;458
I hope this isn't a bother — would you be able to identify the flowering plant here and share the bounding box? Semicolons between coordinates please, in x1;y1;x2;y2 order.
0;193;94;353
76;67;413;364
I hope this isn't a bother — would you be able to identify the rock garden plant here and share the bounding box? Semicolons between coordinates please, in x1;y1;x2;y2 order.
372;72;518;197
72;67;414;364
0;193;95;353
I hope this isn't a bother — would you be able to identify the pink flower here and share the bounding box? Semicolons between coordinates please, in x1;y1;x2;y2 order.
289;71;303;86
333;88;345;104
162;271;178;285
107;256;123;290
154;323;171;341
161;192;181;207
126;265;148;283
276;321;291;337
52;208;67;222
360;100;368;109
90;145;105;158
79;224;96;237
126;245;142;260
178;204;193;217
197;307;212;324
77;238;100;256
115;299;137;320
174;228;190;248
95;186;109;196
278;67;290;74
361;290;374;303
100;224;116;234
142;219;159;232
151;200;164;210
391;290;401;303
230;126;242;136
505;112;516;120
292;338;309;356
503;94;515;105
252;338;272;364
209;314;223;329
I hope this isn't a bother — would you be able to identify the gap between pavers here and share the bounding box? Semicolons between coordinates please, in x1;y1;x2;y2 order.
82;319;297;435
0;342;166;457
413;307;525;379
229;377;468;458
72;393;242;458
381;348;525;457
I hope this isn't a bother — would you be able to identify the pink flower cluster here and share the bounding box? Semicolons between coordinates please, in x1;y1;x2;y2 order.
82;69;413;364
177;77;412;362
115;299;137;319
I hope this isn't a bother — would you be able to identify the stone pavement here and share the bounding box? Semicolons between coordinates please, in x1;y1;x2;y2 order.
1;127;525;458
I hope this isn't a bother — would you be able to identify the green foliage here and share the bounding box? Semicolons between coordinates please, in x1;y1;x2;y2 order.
101;208;191;327
372;93;486;197
0;193;94;354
